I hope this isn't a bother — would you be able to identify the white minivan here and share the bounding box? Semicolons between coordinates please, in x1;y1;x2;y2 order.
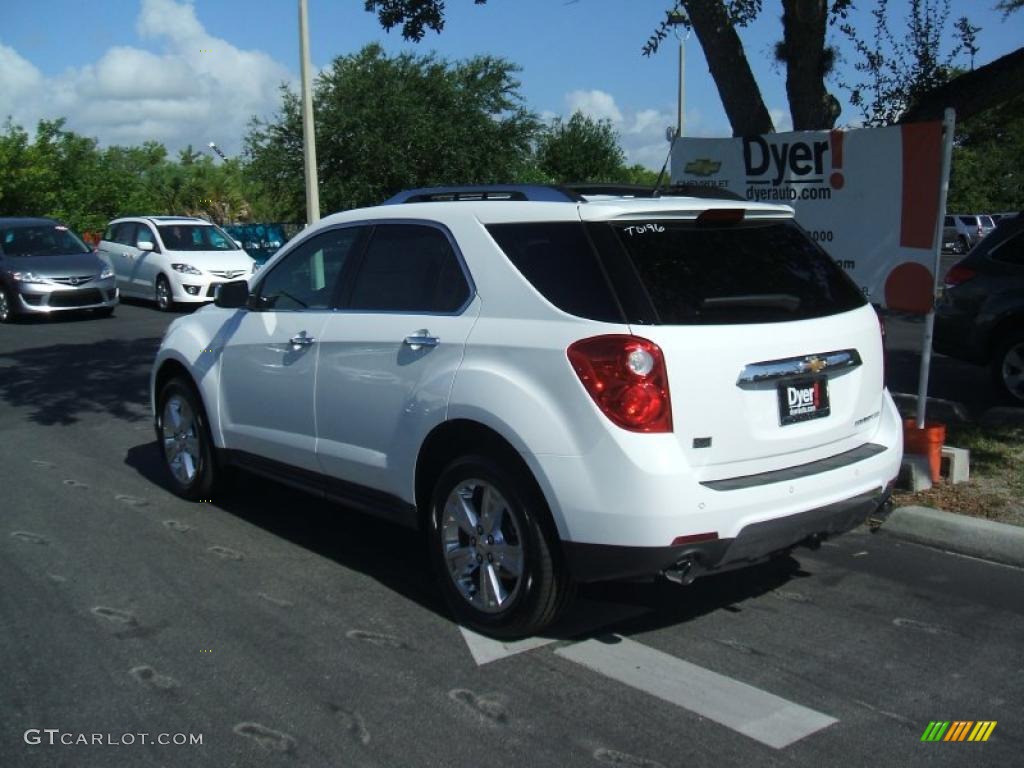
99;216;256;311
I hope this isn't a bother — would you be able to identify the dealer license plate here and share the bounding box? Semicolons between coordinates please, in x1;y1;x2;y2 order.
777;377;830;425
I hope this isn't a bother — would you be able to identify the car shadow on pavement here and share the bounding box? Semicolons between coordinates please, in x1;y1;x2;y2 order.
126;439;806;640
0;337;162;425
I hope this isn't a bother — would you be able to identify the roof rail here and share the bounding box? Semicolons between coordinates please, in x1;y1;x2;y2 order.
383;185;585;205
382;182;746;205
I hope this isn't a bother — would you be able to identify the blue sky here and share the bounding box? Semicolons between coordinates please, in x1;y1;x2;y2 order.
1;0;1019;168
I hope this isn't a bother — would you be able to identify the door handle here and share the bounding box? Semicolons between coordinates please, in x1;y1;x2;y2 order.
289;331;316;350
403;331;440;350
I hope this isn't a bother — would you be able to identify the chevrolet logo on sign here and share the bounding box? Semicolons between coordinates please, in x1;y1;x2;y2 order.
684;158;722;176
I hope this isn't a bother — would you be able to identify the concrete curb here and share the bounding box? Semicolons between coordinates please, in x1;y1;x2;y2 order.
876;506;1024;569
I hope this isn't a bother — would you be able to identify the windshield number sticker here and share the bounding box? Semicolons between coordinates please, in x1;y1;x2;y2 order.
622;223;665;236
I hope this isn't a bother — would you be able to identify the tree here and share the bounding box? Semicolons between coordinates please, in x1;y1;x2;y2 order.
839;0;980;126
245;44;540;217
366;0;1024;135
536;112;625;183
946;95;1024;212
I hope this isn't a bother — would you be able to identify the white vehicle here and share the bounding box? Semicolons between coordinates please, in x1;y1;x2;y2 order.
150;185;902;638
99;216;256;311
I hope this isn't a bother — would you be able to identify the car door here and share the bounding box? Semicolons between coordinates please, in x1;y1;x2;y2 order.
218;226;364;471
131;222;162;295
315;222;480;503
105;223;138;294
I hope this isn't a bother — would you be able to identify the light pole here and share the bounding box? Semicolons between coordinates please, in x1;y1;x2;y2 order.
207;141;227;161
299;0;320;225
667;9;688;139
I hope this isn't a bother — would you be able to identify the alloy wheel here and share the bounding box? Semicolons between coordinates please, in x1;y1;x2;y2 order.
161;394;201;485
440;479;525;614
156;278;172;311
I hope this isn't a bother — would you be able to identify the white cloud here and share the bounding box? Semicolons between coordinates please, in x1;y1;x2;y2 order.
554;90;730;170
769;107;793;133
0;0;293;155
565;89;623;124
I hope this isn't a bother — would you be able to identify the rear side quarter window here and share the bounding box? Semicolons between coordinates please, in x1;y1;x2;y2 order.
486;222;623;322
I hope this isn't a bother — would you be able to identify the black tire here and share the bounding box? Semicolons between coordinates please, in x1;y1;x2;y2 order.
155;275;174;312
428;455;573;639
957;235;969;255
992;331;1024;404
155;377;220;500
0;285;17;323
93;306;115;318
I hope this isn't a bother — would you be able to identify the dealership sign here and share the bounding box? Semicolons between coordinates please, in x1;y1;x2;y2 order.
671;122;947;312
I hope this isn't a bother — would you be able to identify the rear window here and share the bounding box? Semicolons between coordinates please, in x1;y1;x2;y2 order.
608;219;866;324
487;219;866;325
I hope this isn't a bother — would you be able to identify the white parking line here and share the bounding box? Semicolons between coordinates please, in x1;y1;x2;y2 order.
459;600;648;665
556;636;838;749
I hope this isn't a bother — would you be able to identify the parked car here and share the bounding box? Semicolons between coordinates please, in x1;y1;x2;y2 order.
935;212;1024;403
99;216;256;311
943;214;990;254
150;184;902;638
990;212;1019;224
0;217;118;323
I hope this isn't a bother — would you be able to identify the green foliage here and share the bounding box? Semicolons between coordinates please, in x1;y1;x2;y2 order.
947;96;1024;212
536;112;626;183
0;117;258;233
245;44;542;215
839;0;981;126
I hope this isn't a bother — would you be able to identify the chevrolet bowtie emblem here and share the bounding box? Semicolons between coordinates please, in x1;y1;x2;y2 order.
684;158;722;177
804;357;827;374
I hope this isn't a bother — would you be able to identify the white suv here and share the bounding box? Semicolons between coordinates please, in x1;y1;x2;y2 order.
151;185;902;638
99;216;256;311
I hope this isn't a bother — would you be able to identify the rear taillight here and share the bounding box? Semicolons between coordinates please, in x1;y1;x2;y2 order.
944;262;977;289
567;335;672;433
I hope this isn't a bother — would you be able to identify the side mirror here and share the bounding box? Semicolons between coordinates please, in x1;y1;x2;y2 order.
138;240;155;252
233;239;243;248
214;280;250;309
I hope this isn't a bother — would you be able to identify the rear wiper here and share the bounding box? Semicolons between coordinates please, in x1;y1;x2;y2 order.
700;294;801;312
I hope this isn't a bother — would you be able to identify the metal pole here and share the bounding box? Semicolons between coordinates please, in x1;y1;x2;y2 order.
915;107;956;428
677;36;685;138
299;0;320;225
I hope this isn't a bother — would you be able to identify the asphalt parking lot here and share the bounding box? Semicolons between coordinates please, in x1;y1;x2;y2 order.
2;301;1022;767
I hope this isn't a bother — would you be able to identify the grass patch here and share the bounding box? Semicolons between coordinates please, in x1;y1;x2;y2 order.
894;419;1024;526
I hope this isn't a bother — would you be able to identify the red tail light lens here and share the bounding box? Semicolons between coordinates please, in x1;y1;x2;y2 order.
944;263;977;289
567;335;673;432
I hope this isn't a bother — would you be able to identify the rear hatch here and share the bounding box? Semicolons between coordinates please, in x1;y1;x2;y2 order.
580;201;883;470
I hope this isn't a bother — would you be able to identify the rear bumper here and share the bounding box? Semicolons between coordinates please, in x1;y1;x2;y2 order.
565;484;892;582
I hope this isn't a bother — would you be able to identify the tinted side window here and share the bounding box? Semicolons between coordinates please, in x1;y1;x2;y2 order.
113;222;137;245
103;225;116;241
606;219;867;325
136;225;157;248
257;227;361;311
348;224;470;313
944;216;954;227
486;222;622;322
958;216;977;226
990;231;1024;266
